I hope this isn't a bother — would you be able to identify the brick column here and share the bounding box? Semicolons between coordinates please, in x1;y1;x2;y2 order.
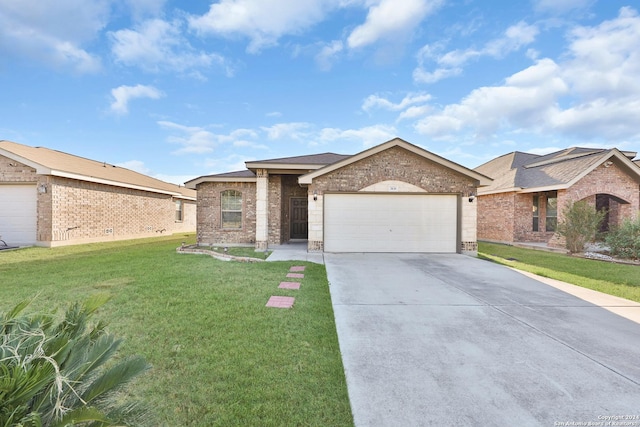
255;169;269;250
307;187;323;251
461;194;478;255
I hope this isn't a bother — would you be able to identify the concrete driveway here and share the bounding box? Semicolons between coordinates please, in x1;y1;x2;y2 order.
324;253;640;426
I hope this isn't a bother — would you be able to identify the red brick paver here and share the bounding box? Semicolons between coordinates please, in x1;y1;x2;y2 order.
266;296;295;308
290;266;306;272
286;273;304;279
279;281;301;290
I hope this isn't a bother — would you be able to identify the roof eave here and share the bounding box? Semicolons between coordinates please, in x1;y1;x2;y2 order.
245;162;327;172
185;176;257;189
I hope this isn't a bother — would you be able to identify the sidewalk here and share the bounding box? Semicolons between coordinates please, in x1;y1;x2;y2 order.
266;242;325;264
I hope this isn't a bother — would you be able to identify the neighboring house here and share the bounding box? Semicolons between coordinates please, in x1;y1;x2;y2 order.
0;140;196;247
475;147;640;247
186;138;492;254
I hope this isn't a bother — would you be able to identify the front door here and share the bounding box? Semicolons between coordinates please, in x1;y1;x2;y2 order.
290;197;308;239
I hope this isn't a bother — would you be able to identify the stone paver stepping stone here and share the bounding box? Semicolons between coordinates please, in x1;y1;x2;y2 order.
266;296;295;308
286;273;304;279
279;281;301;290
290;266;306;272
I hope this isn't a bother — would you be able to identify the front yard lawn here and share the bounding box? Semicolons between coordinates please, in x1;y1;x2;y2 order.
0;235;353;426
479;242;640;303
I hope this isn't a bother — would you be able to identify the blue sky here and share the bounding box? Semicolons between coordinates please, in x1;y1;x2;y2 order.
1;0;639;185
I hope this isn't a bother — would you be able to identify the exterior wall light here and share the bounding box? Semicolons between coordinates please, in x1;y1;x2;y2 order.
313;190;318;201
38;183;47;194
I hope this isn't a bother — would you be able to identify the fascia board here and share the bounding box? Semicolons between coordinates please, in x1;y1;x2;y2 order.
245;162;325;171
185;176;257;189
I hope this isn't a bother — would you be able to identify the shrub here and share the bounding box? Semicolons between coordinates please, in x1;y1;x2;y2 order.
0;295;151;427
605;217;640;260
555;200;606;253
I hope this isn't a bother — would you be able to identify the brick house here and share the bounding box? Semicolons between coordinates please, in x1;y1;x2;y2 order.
475;147;640;247
0;140;196;247
186;138;492;254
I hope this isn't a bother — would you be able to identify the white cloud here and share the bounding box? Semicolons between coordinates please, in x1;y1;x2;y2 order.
413;7;640;143
110;19;231;76
316;124;397;147
0;0;106;72
347;0;443;49
315;40;344;71
414;21;539;84
188;0;333;53
261;122;314;141
110;84;164;115
158;121;259;154
362;92;432;113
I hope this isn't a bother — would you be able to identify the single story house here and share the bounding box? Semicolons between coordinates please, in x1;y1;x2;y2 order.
475;147;640;247
186;138;492;254
0;140;196;247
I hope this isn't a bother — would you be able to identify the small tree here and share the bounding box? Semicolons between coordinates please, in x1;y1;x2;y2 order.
605;217;640;260
0;295;151;427
555;200;606;253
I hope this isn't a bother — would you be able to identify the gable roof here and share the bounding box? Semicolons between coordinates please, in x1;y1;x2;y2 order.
245;152;350;174
185;169;257;187
475;147;640;195
299;137;492;186
0;140;196;200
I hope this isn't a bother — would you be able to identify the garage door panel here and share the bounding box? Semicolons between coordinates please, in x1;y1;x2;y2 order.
324;194;457;253
0;185;37;245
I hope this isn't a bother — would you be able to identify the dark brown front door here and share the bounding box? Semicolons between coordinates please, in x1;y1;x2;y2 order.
290;197;308;239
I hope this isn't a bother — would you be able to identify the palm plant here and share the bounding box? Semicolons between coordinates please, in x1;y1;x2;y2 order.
0;295;151;426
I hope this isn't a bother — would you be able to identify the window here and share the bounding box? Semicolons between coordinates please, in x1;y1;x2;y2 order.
546;192;557;232
532;195;539;231
221;190;242;229
175;200;183;222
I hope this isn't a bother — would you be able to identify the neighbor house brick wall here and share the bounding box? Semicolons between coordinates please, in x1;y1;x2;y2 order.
308;146;477;251
173;200;197;233
561;162;639;223
196;181;256;245
477;192;516;243
548;163;640;248
46;176;176;246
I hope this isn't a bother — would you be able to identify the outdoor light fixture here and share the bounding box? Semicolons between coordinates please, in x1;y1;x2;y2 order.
313;190;318;201
38;183;47;194
468;192;476;203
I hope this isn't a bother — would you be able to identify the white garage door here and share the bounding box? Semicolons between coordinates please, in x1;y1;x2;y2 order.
0;184;37;245
324;193;458;253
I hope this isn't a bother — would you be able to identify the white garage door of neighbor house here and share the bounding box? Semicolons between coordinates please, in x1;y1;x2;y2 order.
0;184;37;245
324;193;458;253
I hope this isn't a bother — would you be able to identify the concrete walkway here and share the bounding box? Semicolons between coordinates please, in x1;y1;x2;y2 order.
265;242;324;264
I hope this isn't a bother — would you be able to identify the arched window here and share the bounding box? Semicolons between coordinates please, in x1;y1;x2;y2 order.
221;190;242;229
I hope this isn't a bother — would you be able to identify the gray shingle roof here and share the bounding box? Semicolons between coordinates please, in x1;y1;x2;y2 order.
475;147;639;194
247;152;351;165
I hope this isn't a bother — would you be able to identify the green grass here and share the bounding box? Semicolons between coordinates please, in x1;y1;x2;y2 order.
479;242;640;303
0;235;353;426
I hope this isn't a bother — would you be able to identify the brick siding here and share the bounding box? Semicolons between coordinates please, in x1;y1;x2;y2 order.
1;154;196;246
309;146;477;251
196;181;257;245
478;161;640;246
